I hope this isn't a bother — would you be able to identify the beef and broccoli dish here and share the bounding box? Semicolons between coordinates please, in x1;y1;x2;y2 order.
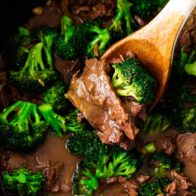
0;0;195;195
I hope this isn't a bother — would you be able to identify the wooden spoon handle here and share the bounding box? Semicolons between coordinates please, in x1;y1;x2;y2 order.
132;0;196;59
165;0;196;19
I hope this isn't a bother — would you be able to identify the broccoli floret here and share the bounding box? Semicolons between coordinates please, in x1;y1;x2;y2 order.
78;20;110;57
171;49;196;103
109;0;134;40
7;27;32;68
141;113;171;135
38;103;67;136
139;177;170;196
185;60;196;76
175;106;196;132
73;162;99;196
166;49;196;130
65;109;86;133
149;152;173;176
0;100;48;152
174;49;196;76
133;0;169;19
39;104;86;137
55;16;79;59
68;130;139;178
8;42;57;93
183;50;196;76
70;129;139;195
42;81;68;113
144;142;156;154
67;129;110;167
95;148;139;179
3;168;44;196
112;58;157;104
37;27;58;66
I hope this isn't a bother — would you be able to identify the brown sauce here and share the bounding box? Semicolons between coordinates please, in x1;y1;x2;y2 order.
24;134;80;195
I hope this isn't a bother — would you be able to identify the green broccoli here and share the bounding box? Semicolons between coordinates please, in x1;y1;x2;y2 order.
95;148;139;179
72;147;138;195
7;27;32;68
8;42;57;93
37;27;58;66
174;49;196;76
67;129;110;167
141;113;171;135
68;130;139;178
164;49;196;130
64;109;86;133
183;50;196;76
149;153;173;176
78;20;110;57
0;100;48;152
171;49;196;104
144;142;156;154
38;103;67;136
109;0;135;40
68;129;139;194
72;162;99;196
3;168;44;196
138;177;170;196
39;104;85;136
111;58;157;104
55;16;79;59
42;81;68;113
133;0;169;20
185;60;196;76
175;106;196;132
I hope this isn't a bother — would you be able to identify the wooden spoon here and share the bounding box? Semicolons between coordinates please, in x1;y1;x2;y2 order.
101;0;196;110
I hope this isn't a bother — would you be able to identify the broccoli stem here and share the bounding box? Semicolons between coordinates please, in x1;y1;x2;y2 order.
61;16;73;35
31;104;42;125
185;61;196;76
38;104;67;136
0;101;22;122
21;43;45;76
109;0;133;34
81;170;99;194
41;37;53;68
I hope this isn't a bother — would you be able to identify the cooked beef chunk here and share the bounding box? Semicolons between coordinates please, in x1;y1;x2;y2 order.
156;135;176;155
1;152;28;172
26;2;62;30
67;59;140;144
54;57;82;86
177;133;196;162
121;175;150;196
68;0;116;21
101;175;150;196
165;171;193;195
177;9;196;52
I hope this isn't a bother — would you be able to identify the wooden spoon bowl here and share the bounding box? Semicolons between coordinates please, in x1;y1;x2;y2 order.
102;0;196;110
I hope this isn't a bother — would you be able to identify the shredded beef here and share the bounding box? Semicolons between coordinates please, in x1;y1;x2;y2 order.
67;59;140;145
68;0;116;21
165;171;193;195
